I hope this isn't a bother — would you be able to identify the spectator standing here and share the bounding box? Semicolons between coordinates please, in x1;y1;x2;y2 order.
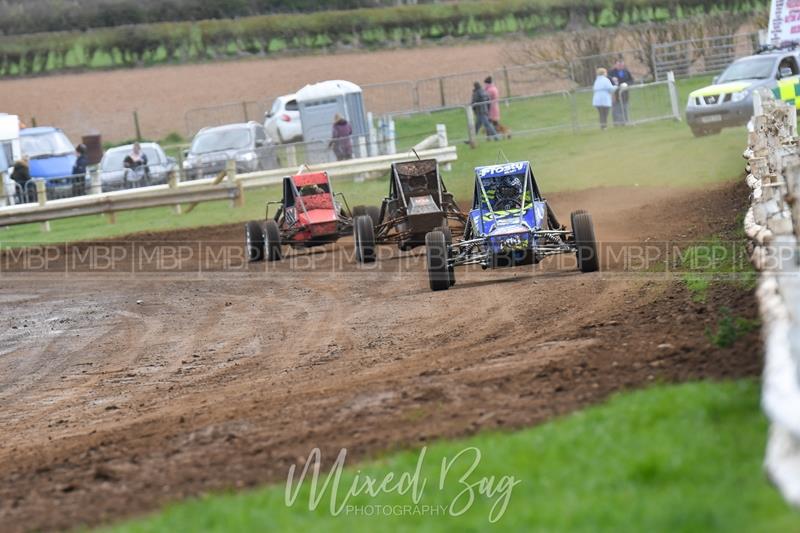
484;76;510;139
10;155;33;204
471;81;497;142
72;143;88;195
592;68;615;130
608;59;634;123
330;114;353;161
611;77;624;127
72;144;88;177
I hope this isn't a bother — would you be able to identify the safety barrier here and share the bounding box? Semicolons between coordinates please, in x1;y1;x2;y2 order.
743;89;800;508
0;144;457;230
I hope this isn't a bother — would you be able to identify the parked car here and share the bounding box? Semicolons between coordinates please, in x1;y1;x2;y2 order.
99;142;176;192
264;94;302;144
686;48;800;137
19;127;83;198
183;122;277;180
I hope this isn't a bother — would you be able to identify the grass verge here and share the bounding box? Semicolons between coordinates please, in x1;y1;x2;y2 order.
99;380;798;532
1;116;745;247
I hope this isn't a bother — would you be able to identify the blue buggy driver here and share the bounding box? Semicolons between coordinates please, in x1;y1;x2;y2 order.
494;175;523;211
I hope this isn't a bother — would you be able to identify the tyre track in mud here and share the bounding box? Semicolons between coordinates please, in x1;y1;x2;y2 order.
0;182;762;532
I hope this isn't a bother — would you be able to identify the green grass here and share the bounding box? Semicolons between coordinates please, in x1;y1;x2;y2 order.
99;380;799;532
0;115;745;247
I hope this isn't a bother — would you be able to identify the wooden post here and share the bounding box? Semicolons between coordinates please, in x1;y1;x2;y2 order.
667;71;681;122
35;180;50;232
133;110;142;141
89;167;102;195
286;144;298;168
465;106;476;149
226;159;243;208
168;170;182;214
436;124;452;172
503;65;512;99
439;77;446;107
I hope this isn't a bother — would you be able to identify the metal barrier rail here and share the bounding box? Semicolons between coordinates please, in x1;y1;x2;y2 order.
0;145;458;230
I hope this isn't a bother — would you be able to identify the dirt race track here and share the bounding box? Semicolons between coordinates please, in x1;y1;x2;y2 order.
0;181;760;532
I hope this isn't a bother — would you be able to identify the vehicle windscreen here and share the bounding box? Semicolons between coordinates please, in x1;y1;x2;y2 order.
717;56;775;83
191;128;251;154
101;147;162;171
20;131;73;159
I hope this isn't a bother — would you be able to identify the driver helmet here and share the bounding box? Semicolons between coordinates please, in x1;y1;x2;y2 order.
496;176;522;201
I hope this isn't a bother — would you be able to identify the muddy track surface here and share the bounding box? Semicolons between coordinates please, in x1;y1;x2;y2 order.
0;181;760;532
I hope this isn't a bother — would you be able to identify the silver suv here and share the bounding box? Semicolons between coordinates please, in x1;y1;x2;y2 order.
183;122;277;180
685;50;800;136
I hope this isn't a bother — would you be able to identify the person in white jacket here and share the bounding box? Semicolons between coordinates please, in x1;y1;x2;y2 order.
592;68;616;130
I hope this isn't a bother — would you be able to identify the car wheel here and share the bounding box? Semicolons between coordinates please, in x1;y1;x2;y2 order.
571;211;599;273
426;230;451;291
245;221;265;262
354;215;376;263
365;206;381;228
264;219;282;261
437;224;455;286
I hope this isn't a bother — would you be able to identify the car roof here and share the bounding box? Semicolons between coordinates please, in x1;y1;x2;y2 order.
20;126;61;136
197;122;257;135
105;142;160;153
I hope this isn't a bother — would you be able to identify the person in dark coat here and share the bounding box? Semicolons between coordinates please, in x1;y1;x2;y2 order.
471;81;498;141
72;143;88;195
608;59;634;123
330;114;353;161
72;144;88;177
10;155;34;204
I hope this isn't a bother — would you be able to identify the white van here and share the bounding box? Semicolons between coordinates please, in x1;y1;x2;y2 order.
0;114;22;205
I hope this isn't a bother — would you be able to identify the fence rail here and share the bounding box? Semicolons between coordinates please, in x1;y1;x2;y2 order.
0;143;457;230
743;90;800;509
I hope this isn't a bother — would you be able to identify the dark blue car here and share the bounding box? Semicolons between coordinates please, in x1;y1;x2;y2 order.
20;127;83;199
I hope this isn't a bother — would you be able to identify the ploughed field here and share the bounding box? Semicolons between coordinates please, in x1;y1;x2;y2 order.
0;181;760;531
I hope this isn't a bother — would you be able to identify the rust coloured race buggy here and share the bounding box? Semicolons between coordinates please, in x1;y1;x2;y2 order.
352;158;467;263
245;171;361;262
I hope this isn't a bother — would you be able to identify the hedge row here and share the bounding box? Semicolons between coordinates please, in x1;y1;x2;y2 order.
0;0;397;36
0;0;763;77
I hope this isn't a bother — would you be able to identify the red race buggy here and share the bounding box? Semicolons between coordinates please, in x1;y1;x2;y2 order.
245;171;360;262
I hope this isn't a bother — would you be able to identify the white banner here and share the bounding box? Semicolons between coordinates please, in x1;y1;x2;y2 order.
769;0;800;45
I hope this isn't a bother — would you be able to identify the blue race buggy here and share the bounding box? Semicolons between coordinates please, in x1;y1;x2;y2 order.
424;161;599;291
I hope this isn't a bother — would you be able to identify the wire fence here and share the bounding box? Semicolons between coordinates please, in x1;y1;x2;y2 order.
389;78;680;149
1;174;89;206
182;31;755;138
